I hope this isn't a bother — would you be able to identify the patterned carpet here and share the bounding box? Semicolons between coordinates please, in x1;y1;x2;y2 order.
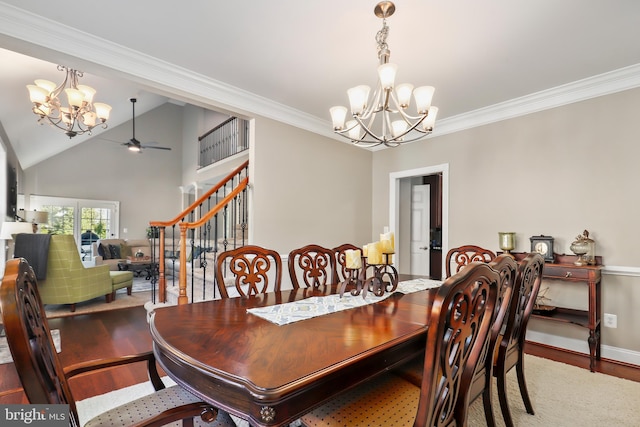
75;355;640;426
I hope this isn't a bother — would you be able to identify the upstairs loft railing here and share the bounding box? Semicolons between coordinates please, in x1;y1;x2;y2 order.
149;160;249;304
199;117;249;168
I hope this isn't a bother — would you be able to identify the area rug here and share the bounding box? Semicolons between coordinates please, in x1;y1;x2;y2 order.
43;277;155;319
75;354;640;426
0;329;61;365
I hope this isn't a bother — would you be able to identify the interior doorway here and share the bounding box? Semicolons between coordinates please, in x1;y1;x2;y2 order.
389;164;449;279
410;184;430;276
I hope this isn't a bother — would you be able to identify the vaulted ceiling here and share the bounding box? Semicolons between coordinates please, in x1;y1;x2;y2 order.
1;0;640;169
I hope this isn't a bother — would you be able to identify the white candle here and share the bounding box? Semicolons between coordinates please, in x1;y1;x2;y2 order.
345;249;362;269
367;242;383;265
380;231;395;253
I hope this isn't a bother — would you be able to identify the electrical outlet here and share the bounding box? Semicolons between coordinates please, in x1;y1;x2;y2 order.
603;313;617;328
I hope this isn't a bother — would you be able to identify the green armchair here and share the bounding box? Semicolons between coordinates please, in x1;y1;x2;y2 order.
36;235;113;312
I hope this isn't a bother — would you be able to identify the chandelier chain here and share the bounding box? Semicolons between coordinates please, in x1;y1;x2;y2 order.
375;19;390;61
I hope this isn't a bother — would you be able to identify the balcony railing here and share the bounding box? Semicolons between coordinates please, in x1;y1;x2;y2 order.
199;117;249;168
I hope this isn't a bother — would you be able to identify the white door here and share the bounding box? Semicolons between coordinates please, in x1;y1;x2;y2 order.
410;184;430;275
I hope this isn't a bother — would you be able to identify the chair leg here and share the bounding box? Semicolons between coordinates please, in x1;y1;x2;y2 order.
69;303;76;312
127;285;132;295
482;375;496;427
106;293;114;303
516;354;535;415
496;367;515;427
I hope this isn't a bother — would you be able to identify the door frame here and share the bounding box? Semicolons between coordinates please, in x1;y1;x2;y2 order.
389;164;449;279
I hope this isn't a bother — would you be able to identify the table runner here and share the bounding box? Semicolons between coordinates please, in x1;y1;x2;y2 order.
247;278;441;326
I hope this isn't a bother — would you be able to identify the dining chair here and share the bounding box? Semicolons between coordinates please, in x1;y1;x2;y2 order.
300;262;499;427
445;244;497;278
468;254;518;426
390;254;518;427
0;257;236;427
216;244;282;298
494;252;544;427
332;243;359;283
288;244;335;289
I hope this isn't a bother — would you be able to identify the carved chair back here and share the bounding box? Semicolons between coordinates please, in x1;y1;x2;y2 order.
0;258;81;425
332;243;360;284
414;262;498;427
216;245;282;298
492;253;544;426
288;244;336;289
467;254;518;425
499;252;544;363
445;245;497;278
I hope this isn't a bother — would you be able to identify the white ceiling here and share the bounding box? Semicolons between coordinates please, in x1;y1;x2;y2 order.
1;0;640;169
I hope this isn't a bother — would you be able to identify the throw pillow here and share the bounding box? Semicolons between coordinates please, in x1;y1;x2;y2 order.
109;244;121;259
192;246;213;260
121;243;132;258
98;244;111;260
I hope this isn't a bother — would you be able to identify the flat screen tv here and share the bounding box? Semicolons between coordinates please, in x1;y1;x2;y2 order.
7;166;17;218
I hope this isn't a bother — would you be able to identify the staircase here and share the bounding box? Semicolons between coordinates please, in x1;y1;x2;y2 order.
147;160;249;306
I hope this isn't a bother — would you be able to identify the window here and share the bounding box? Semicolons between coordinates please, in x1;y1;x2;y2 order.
30;196;119;258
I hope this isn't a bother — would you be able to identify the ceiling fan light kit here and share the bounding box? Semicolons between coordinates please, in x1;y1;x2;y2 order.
27;65;112;138
122;98;171;153
330;1;439;148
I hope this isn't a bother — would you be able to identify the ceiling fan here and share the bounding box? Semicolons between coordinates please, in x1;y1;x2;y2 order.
122;98;171;152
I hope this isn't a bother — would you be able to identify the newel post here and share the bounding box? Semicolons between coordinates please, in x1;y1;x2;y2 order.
178;223;189;304
158;226;166;303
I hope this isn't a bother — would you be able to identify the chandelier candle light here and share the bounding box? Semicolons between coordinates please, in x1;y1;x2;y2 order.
27;65;112;138
330;1;439;147
340;230;398;299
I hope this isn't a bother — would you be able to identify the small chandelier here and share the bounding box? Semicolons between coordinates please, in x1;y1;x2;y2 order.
330;1;439;147
27;65;112;138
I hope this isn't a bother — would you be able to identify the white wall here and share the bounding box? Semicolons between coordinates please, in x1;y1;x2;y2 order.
251;116;373;254
371;86;640;362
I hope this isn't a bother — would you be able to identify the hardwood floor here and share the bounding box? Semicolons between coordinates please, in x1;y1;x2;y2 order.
0;305;154;404
1;305;639;405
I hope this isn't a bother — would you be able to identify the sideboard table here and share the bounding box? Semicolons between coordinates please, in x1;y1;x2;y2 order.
534;255;603;372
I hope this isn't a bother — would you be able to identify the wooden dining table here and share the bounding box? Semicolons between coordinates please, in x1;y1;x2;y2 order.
149;276;438;427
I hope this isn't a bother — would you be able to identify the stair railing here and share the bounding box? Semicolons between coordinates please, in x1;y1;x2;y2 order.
149;160;249;304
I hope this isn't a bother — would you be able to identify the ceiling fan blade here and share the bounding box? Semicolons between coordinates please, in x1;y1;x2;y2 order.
141;145;172;150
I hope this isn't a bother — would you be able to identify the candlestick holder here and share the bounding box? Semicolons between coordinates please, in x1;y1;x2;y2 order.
339;254;398;299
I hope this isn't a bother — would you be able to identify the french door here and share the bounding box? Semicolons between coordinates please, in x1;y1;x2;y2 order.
29;195;119;258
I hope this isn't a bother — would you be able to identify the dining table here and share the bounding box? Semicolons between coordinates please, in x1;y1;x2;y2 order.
149;275;441;427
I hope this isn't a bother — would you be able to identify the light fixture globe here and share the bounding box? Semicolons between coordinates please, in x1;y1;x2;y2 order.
27;65;111;138
330;1;439;147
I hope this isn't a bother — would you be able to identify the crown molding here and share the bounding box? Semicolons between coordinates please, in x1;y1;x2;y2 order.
0;3;331;136
432;63;640;138
2;2;640;148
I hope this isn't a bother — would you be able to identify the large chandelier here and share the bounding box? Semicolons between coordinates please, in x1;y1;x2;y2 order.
330;2;439;147
27;65;112;138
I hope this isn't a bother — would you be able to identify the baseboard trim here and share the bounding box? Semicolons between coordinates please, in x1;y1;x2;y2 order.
526;330;640;366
